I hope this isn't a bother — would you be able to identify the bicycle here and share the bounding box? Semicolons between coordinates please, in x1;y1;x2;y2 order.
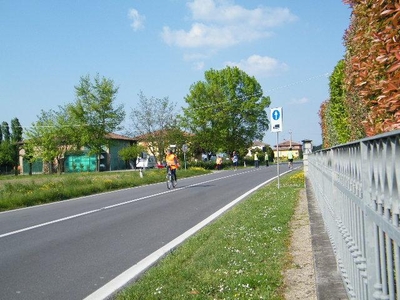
166;165;177;189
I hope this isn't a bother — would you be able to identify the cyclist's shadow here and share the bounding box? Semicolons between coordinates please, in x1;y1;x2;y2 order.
180;184;216;189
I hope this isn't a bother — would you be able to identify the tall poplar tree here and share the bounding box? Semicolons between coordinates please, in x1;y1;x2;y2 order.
10;118;23;175
0;122;12;170
0;119;22;174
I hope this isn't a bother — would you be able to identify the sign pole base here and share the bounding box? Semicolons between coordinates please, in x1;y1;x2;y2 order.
277;132;280;189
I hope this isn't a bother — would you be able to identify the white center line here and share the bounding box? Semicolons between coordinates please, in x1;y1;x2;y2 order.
0;170;259;239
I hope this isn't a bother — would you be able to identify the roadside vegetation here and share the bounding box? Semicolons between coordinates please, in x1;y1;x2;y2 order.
0;168;210;212
116;170;305;300
320;1;400;147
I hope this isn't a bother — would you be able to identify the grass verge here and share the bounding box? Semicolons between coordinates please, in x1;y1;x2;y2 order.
116;170;305;300
0;168;210;212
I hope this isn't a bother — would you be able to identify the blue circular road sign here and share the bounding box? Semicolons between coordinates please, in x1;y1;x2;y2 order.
272;109;280;120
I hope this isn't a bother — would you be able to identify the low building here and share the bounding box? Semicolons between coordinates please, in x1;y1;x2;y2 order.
20;133;137;174
134;129;193;164
246;141;269;157
273;140;302;160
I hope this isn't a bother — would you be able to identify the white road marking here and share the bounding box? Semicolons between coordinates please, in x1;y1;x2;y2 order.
0;169;265;239
83;174;282;300
1;168;295;300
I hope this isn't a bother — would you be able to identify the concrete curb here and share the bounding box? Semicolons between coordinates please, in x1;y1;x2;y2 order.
306;178;348;300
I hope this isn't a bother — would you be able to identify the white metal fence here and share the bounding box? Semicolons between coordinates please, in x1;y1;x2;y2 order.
307;130;400;300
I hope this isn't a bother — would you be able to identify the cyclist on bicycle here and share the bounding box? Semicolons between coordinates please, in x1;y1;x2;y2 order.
165;148;179;183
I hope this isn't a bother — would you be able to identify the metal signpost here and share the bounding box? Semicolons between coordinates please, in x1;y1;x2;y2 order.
271;107;283;188
182;144;188;170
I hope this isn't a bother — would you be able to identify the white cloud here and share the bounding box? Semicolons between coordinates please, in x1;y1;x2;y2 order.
225;55;288;77
161;0;297;49
128;9;145;31
162;23;240;48
187;0;297;26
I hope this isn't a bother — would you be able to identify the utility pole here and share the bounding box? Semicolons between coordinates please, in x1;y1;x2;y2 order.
289;130;292;148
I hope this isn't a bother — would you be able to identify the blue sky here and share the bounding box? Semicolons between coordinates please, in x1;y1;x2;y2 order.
0;0;351;147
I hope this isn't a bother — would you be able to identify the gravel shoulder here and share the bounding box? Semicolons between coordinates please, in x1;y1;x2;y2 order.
284;188;317;299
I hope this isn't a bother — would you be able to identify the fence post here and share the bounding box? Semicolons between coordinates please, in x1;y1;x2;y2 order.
302;139;313;174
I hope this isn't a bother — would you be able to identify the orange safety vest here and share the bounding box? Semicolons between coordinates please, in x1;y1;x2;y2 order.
166;154;178;170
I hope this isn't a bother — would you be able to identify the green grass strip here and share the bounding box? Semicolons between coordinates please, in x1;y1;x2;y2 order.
0;168;210;211
116;170;305;300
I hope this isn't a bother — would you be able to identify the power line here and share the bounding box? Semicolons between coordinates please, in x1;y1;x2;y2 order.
15;73;331;129
264;73;330;93
183;72;330;110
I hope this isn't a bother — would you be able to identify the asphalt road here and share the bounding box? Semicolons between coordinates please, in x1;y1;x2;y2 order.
0;165;292;300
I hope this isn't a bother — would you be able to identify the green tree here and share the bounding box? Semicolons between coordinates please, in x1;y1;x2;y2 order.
181;66;271;156
319;100;333;148
320;60;352;147
26;108;77;174
2;122;10;142
267;146;274;163
11;118;23;143
0;122;13;172
163;124;189;162
68;74;125;171
10;118;23;175
118;144;146;168
0;142;13;171
129;91;178;163
22;139;37;176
